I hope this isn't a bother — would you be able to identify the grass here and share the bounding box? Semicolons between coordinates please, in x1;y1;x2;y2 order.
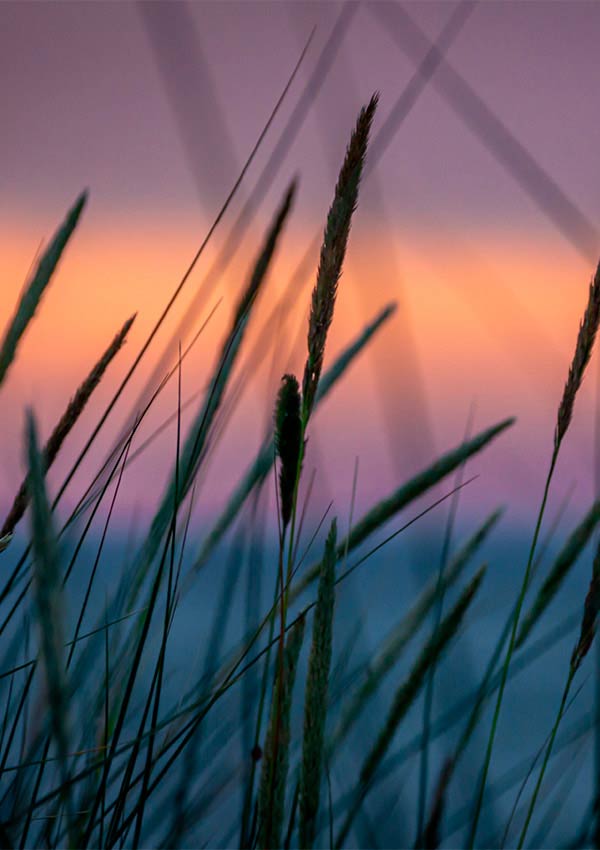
1;76;600;850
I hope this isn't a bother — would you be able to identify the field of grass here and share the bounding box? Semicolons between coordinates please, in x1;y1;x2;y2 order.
2;70;600;850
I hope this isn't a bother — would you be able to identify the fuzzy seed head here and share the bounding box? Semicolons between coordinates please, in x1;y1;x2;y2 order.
302;94;378;421
274;374;302;529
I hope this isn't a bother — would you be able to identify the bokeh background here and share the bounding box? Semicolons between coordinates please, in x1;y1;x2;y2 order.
2;0;600;532
2;4;600;844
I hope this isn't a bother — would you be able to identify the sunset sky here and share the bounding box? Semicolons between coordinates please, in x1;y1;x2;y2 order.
2;0;600;535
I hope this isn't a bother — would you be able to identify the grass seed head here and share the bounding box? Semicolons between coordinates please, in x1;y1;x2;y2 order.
1;313;136;538
555;260;600;451
302;94;378;421
274;373;303;530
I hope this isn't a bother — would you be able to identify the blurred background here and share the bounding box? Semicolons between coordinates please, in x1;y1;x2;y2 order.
2;2;600;844
2;0;600;530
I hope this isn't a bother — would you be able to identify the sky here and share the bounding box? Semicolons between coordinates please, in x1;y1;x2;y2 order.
2;0;600;536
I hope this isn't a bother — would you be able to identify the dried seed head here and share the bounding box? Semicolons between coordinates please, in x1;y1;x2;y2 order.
274;374;302;529
302;94;378;421
555;260;600;451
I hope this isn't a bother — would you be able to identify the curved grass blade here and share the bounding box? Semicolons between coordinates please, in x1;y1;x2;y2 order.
296;419;514;599
516;500;600;650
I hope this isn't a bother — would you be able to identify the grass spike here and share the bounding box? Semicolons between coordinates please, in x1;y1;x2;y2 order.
555;261;600;450
302;94;378;422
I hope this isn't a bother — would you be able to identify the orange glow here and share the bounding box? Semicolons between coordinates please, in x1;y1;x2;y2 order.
1;209;597;526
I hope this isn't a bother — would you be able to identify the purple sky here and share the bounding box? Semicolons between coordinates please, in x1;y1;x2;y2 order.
2;1;600;533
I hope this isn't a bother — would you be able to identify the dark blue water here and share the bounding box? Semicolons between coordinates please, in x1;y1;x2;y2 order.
0;512;596;848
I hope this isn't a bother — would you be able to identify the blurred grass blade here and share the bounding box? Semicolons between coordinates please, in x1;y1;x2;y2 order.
26;410;74;843
330;509;502;752
191;302;397;574
516;500;600;649
258;614;305;849
421;755;454;849
296;419;514;597
336;566;486;847
125;181;296;608
0;192;86;388
299;519;337;849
